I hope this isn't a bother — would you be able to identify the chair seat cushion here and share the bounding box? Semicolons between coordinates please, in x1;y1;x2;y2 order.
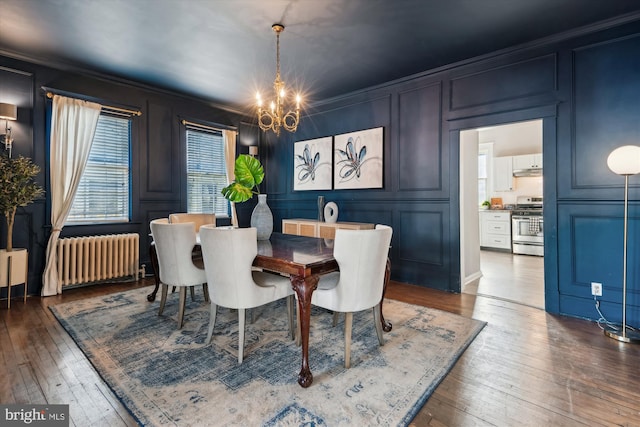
317;271;339;290
312;271;340;308
250;271;294;304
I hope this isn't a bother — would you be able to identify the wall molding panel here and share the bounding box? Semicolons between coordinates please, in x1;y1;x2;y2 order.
449;53;557;111
557;203;640;322
397;209;444;266
144;101;177;196
397;82;443;192
568;33;640;196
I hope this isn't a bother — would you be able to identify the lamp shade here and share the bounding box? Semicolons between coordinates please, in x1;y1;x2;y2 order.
0;103;17;121
607;145;640;176
249;146;258;156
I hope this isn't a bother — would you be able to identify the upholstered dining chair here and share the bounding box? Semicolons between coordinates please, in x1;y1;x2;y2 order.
199;225;295;364
150;219;208;329
168;213;215;296
168;213;216;231
310;224;393;368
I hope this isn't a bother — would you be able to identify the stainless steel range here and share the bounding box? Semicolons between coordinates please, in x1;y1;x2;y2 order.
512;196;543;256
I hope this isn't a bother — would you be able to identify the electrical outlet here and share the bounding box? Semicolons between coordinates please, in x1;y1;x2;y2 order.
591;282;603;296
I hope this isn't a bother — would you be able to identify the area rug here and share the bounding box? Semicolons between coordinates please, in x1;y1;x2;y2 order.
50;287;485;426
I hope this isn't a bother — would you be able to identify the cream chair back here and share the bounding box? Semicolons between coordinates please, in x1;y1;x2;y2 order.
200;226;263;309
169;213;216;231
150;219;206;287
328;224;393;312
200;225;294;363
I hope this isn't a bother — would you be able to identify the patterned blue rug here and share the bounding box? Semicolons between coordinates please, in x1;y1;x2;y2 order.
50;287;485;426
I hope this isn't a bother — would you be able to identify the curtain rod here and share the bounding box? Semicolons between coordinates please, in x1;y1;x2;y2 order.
181;119;236;132
42;87;142;116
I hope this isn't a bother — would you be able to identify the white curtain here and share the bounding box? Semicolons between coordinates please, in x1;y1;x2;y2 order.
223;129;238;227
41;95;101;296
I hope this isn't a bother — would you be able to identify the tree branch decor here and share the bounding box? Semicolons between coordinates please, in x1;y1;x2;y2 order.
0;153;44;251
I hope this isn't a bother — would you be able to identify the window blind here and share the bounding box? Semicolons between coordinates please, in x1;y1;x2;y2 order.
186;129;229;215
67;114;131;223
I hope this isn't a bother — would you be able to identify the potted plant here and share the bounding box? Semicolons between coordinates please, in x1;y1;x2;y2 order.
480;200;490;210
221;154;272;240
0;152;44;302
221;154;264;202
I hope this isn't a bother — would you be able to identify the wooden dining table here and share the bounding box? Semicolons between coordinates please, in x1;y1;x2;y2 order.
147;231;392;388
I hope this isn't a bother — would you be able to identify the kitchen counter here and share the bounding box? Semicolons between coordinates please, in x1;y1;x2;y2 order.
480;209;512;213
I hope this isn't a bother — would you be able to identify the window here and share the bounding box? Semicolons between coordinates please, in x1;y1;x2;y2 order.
186;128;228;215
478;142;493;206
66;114;131;224
478;151;488;205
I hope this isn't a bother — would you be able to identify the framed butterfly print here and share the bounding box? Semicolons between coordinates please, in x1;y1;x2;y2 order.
293;137;333;191
333;127;383;190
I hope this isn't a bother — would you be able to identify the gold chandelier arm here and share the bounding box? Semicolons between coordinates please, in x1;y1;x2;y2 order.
258;108;280;134
282;109;300;133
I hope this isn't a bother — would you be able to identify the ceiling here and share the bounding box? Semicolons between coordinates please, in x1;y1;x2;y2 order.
2;0;640;112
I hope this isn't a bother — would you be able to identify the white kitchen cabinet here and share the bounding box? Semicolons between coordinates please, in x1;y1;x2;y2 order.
493;156;513;191
480;211;512;250
512;153;542;169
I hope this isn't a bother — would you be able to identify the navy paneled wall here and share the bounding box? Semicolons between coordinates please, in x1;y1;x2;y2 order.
0;56;245;297
558;203;640;323
263;18;640;326
2;17;640;326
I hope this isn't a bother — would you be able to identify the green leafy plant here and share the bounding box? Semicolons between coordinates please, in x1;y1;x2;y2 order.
481;200;490;208
0;153;45;251
221;154;264;203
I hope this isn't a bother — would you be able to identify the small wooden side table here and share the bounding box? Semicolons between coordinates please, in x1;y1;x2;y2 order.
0;249;28;309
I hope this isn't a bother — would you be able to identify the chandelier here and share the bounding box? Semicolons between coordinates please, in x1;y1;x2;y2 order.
256;24;301;136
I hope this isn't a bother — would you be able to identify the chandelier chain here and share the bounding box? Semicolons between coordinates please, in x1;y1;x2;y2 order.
276;28;280;81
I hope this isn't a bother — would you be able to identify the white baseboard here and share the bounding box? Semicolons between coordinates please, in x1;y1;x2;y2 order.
463;270;483;286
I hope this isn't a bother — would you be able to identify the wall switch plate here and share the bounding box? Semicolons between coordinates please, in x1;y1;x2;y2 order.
591;282;603;296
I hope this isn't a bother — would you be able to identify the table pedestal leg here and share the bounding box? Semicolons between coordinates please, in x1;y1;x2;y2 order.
290;274;319;388
147;243;160;302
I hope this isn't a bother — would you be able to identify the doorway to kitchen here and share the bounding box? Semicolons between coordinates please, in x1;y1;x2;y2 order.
459;119;545;309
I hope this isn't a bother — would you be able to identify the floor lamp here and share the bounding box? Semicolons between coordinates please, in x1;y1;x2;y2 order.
605;145;640;343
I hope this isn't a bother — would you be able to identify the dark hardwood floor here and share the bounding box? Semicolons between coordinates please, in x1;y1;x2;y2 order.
1;278;639;426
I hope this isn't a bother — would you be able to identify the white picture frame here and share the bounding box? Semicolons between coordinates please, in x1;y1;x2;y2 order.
293;137;333;191
334;127;383;190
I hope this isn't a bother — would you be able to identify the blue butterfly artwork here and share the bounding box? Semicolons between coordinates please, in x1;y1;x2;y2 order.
295;144;321;183
336;136;367;181
333;127;383;190
293;137;333;191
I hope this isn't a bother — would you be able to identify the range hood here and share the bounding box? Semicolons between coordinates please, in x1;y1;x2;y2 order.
513;168;542;177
